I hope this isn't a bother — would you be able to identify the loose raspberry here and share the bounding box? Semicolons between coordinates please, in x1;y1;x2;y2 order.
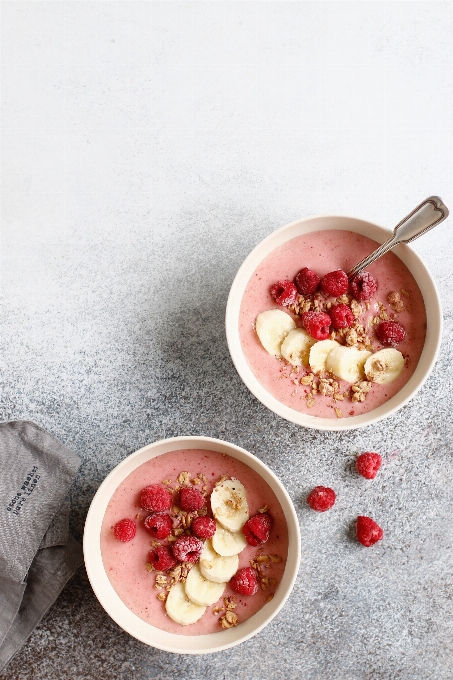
356;516;383;547
144;513;172;539
191;516;216;539
270;280;299;307
350;271;378;300
172;535;203;563
302;311;331;340
140;484;172;513
242;513;272;546
356;452;382;479
329;303;355;329
376;321;406;347
179;487;205;512
148;545;177;571
230;567;258;596
307;486;336;512
295;267;320;295
320;270;348;297
113;518;136;542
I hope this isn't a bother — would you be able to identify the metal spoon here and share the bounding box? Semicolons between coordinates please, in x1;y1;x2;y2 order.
347;196;449;279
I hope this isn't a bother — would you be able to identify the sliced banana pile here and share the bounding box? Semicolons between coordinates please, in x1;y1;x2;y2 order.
281;328;316;367
325;346;372;384
255;309;296;358
364;348;405;384
309;339;340;373
210;478;249;532
165;478;250;626
255;308;405;385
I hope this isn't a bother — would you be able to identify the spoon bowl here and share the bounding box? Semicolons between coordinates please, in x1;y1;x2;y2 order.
347;196;449;279
226;214;442;431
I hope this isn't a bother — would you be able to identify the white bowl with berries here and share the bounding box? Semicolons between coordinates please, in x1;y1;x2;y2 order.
83;436;301;654
226;214;442;430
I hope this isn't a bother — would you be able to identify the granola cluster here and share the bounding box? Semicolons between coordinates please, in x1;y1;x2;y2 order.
213;596;239;629
153;561;195;601
249;552;281;594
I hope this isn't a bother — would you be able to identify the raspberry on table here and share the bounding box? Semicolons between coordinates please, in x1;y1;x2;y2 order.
230;567;258;596
356;452;382;479
172;535;203;563
179;487;205;513
191;516;216;539
242;513;272;547
376;321;406;347
307;486;336;512
144;513;172;539
295;267;320;295
320;270;349;297
329;303;355;329
350;271;378;300
270;280;299;307
302;311;332;340
356;516;383;547
113;518;136;542
140;484;172;513
148;545;177;571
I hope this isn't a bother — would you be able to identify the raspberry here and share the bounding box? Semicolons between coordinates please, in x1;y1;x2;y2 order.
179;487;205;512
356;452;382;479
230;567;258;596
144;513;172;539
172;535;203;563
140;484;172;513
320;270;348;297
356;516;383;547
113;518;136;542
295;267;320;295
307;486;336;512
270;280;299;307
242;513;272;546
350;271;378;300
148;545;177;571
376;321;406;347
302;311;331;340
329;303;355;329
191;516;216;539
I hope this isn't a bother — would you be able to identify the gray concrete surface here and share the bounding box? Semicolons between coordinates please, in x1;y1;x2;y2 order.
1;2;452;679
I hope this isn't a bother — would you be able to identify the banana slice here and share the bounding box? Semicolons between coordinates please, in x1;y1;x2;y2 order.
309;339;341;374
165;581;206;625
326;346;372;383
255;309;296;358
185;564;226;607
212;522;248;557
364;348;405;384
210;478;249;532
280;328;316;367
199;539;239;584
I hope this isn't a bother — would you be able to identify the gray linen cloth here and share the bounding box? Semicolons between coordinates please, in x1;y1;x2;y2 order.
0;421;83;672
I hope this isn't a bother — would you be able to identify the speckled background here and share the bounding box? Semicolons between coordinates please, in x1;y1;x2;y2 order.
2;2;453;679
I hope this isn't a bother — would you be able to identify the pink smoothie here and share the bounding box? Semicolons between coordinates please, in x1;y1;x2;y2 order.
100;449;288;635
239;230;426;418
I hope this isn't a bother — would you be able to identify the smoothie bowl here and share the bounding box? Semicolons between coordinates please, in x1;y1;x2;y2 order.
83;436;300;654
226;215;442;431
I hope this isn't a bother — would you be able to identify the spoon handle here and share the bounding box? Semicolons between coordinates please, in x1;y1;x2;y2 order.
347;196;449;279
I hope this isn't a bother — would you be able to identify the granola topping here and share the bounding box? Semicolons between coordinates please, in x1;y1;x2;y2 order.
387;291;404;312
351;380;372;403
177;471;191;486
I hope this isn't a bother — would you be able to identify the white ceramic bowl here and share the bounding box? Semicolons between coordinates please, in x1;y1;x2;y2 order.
226;215;442;431
83;436;301;654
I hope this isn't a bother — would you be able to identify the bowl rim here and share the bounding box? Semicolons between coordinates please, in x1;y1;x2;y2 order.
225;214;443;431
83;435;301;654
